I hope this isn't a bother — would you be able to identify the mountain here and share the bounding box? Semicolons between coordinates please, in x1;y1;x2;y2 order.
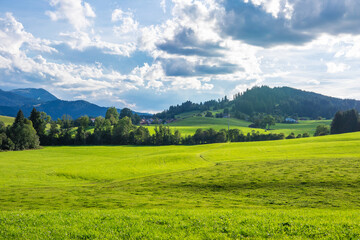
156;86;360;119
10;88;58;102
0;89;39;107
0;88;150;119
21;100;109;119
0;88;111;119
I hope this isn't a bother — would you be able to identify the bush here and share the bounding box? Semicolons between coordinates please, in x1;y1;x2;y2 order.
314;125;330;136
286;132;296;139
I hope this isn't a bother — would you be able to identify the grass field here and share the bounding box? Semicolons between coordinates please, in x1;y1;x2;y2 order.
146;117;331;136
0;115;14;126
1;133;360;238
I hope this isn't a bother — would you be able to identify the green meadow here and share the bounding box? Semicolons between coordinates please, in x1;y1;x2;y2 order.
1;132;360;238
146;117;331;136
0;115;14;126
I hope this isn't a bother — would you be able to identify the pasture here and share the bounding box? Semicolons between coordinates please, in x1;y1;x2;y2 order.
1;133;360;238
0;115;14;126
146;117;331;136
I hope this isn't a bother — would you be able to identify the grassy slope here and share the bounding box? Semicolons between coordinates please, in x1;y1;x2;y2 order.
146;117;331;136
1;131;359;238
0;115;14;126
145;117;265;135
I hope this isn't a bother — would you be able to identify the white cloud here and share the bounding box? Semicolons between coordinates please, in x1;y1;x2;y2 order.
59;31;136;56
161;0;167;13
111;9;139;35
46;0;96;31
0;13;57;56
326;62;350;74
0;14;143;106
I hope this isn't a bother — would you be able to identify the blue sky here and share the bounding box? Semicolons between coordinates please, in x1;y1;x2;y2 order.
1;0;360;112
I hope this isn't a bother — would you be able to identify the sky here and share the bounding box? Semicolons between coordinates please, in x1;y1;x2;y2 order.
1;0;360;113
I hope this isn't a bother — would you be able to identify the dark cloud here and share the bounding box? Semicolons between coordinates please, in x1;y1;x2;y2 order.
160;58;240;77
220;1;312;47
220;0;360;47
157;28;223;57
291;0;360;34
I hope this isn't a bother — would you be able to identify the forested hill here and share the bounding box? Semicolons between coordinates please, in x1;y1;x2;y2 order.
156;86;360;119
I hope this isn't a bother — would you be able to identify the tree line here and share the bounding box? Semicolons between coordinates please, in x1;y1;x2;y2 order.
1;107;290;151
3;107;357;151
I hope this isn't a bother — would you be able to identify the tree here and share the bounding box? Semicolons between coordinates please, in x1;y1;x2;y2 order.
29;108;50;140
132;113;141;125
9;110;40;150
105;107;119;125
113;116;134;144
314;125;330;136
120;108;133;119
331;109;359;134
263;115;276;130
78;115;90;128
205;111;213;117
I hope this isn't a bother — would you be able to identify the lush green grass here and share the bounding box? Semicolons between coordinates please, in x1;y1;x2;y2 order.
0;115;14;126
1;209;359;239
1;132;360;238
145;117;331;136
146;117;266;135
271;120;331;135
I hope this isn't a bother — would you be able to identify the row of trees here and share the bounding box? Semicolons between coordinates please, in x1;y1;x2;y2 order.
4;107;358;151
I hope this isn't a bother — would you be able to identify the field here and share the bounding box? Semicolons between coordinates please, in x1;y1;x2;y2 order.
0;115;14;126
1;133;360;238
146;117;331;136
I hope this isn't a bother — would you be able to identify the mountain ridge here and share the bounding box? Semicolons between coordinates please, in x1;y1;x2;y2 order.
0;88;149;119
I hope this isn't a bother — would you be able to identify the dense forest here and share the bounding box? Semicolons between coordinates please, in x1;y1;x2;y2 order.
155;86;360;120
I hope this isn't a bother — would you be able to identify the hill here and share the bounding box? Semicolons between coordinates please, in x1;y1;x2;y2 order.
0;88;151;119
0;133;360;238
0;88;115;119
156;86;360;119
0;89;39;107
10;88;58;102
20;100;110;119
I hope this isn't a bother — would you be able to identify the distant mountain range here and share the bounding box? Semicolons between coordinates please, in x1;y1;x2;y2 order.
0;88;150;119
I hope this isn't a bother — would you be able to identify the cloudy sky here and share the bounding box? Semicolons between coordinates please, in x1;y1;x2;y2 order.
1;0;360;112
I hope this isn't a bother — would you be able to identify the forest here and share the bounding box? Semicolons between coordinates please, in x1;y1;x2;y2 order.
155;86;360;120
